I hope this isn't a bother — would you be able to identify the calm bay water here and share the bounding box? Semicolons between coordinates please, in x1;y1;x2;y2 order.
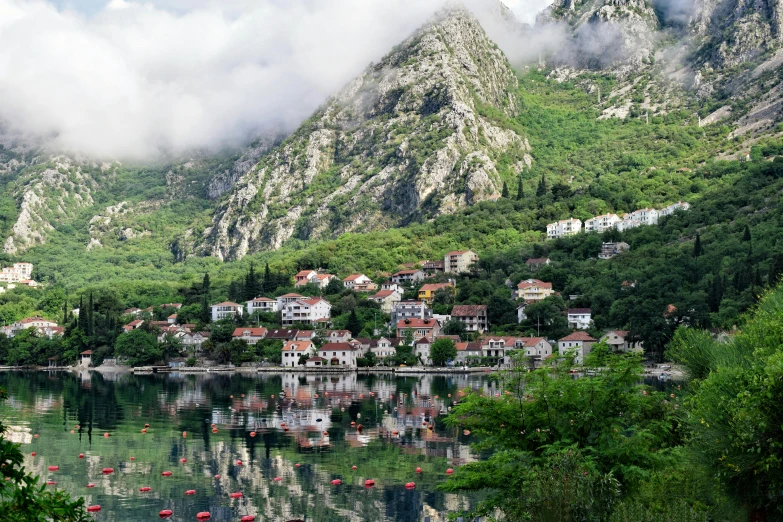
0;370;495;521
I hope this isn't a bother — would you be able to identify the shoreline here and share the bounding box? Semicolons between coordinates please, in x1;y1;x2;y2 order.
0;365;495;375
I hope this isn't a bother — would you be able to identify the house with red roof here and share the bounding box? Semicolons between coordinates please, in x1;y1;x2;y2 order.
396;317;441;339
282;340;315;367
391;269;426;285
281;297;331;326
514;279;553;302
451;304;488;333
343;274;373;290
276;293;305;311
558;331;597;365
317;342;359;368
232;327;268;345
444;250;478;274
368;289;401;313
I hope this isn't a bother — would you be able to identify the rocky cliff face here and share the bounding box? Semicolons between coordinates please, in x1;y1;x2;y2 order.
193;6;530;261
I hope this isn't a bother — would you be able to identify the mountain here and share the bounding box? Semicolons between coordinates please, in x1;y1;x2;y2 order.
189;5;531;261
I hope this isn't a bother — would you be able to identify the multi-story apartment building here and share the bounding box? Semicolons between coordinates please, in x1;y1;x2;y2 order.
584;213;620;234
211;302;244;322
281;297;331;326
444;251;479;274
390;300;432;325
451;305;489;333
514;279;553;302
247;297;279;315
546;218;582;239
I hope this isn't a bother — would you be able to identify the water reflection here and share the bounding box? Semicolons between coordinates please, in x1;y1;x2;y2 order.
0;371;495;521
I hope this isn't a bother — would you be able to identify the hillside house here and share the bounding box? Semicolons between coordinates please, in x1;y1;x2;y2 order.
444;250;478;274
598;242;630;260
12;317;58;333
451;304;489;332
265;328;299;341
277;293;305;311
294;270;318;286
391;269;426;285
558;332;597;365
318;342;359;368
211;302;244;322
391;300;431;325
518;337;553;362
282;297;331;326
0;262;33;283
182;331;209;351
600;330;642;353
232;327;268;345
659;201;691;216
547;218;582;239
123;319;144;332
422;260;445;273
247;297;278;315
584;213;620;234
321;330;352;343
396;318;441;339
368;289;401;313
381;281;403;293
567;308;592;330
525;257;550;271
514;279;553;302
418;283;454;304
343;274;373;290
282;340;314;367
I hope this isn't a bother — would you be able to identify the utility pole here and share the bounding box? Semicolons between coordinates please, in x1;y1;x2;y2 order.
537;315;541;337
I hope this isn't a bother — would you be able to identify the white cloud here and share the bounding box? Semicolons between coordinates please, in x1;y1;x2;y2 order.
0;0;553;160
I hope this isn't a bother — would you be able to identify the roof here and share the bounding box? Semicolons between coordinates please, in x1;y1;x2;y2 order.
266;328;298;339
298;297;330;306
316;274;335;280
284;340;313;352
325;330;351;336
250;297;275;302
127;319;143;326
526;257;549;264
455;342;469;351
370;290;396;299
343;274;367;281
279;293;304;298
419;283;453;292
517;279;552;289
319;342;358;351
451;305;487;317
518;337;546;347
233;327;268;337
295;270;316;277
19;316;51;324
307;356;326;362
567;308;591;315
80;350;93;355
168;313;178;319
213;301;242;307
415;337;432;344
397;318;439;328
559;331;597;342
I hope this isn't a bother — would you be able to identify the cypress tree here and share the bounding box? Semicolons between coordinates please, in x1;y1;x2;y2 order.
768;253;783;286
202;273;211;297
245;263;259;300
77;296;86;331
693;233;702;257
201;294;211;324
346;310;362;337
516;175;524;200
536;173;547;197
742;224;751;242
263;263;272;293
87;292;94;337
62;298;68;326
501;182;509;199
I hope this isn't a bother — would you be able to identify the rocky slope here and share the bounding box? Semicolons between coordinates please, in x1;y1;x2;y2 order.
191;6;531;261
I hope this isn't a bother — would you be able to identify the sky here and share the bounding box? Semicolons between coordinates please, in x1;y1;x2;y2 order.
0;0;552;160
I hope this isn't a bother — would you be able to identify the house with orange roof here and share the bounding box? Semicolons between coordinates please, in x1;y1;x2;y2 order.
317;342;359;368
211;302;244;322
276;293;305;311
451;304;488;333
514;279;553;302
417;283;454;304
294;270;318;286
281;297;331;326
247;296;278;315
396;318;441;339
343;274;374;290
282;340;315;367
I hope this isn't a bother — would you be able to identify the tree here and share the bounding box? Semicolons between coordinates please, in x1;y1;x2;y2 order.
551;182;571;201
693;232;702;257
536;172;547;197
244;263;260;301
442;318;467;338
346;309;362;337
487;294;516;326
742;224;751;242
768;253;783;286
516;174;525;200
430;338;457;367
262;263;272;293
325;277;343;295
200;294;211;324
77;296;86;332
114;329;161;367
210;320;236;344
501;181;509;198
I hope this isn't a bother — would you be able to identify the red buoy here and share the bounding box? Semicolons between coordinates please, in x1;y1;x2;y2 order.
241;516;256;522
139;486;152;492
446;468;454;475
185;490;196;495
102;468;114;474
46;480;56;485
48;466;59;471
273;477;282;482
212;428;218;433
34;434;39;438
103;433;109;438
31;452;36;456
215;474;221;479
86;483;95;488
294;463;301;468
196;512;211;520
130;457;135;461
236;460;242;466
365;479;375;487
180;458;187;463
79;454;84;459
351;465;357;470
415;467;422;474
229;492;243;498
87;505;101;512
405;482;416;489
159;509;173;519
162;471;172;476
182;431;187;438
330;479;341;485
145;424;150;428
249;431;256;437
141;428;147;434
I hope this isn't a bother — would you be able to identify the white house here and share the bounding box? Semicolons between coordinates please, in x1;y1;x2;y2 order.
584;213;620;234
600;330;643;353
247;297;279;315
318;342;358;368
414;337;432;365
282;340;314;367
0;262;33;283
281;297;331;326
567;308;592;330
211;302;244;322
455;341;483;364
12;316;58;333
450;305;489;333
558;332;597;365
517;302;528;323
627;208;659;226
659;201;691;216
277;293;305;312
391;270;426;285
368;289;401;313
232;327;268;345
391;301;432;325
518;337;553;359
294;270;318;286
343;274;373;289
546;218;582;239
